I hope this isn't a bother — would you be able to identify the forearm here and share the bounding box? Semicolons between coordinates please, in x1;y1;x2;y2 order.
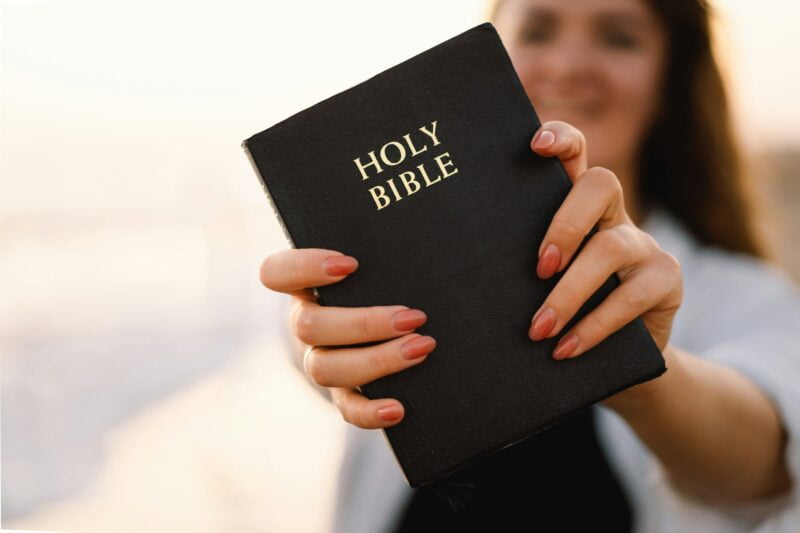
609;344;792;503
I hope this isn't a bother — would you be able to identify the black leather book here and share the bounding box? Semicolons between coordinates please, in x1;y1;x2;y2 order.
242;21;667;488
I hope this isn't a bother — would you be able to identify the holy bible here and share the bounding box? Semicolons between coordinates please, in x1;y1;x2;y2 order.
242;21;667;488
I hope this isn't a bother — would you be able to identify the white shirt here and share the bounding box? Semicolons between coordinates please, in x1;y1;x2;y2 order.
329;205;800;533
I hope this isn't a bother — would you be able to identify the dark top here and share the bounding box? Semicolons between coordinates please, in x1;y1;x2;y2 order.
390;406;633;532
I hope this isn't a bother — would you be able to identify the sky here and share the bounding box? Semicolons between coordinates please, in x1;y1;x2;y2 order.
1;0;798;214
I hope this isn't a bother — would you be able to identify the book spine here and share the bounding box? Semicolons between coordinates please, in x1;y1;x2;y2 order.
242;139;325;304
242;139;297;250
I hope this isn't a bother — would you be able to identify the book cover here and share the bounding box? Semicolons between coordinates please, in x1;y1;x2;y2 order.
242;21;667;488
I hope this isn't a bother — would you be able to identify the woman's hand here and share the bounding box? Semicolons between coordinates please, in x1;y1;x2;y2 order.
525;121;793;501
527;120;684;409
259;248;436;429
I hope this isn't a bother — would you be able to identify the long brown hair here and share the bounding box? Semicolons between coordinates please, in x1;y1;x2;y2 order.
487;0;768;259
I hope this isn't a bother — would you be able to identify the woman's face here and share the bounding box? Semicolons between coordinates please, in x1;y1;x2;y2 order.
494;0;667;177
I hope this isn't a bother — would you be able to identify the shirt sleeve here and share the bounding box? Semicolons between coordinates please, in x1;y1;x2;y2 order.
654;248;800;531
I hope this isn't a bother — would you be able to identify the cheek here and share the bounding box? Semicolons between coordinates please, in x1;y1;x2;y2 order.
575;54;662;170
600;56;663;149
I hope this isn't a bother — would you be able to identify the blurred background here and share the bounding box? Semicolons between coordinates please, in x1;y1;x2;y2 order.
1;1;798;531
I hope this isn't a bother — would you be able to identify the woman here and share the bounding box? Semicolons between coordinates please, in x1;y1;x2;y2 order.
260;0;800;530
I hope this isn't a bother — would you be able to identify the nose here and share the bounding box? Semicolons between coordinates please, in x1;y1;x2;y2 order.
541;34;598;86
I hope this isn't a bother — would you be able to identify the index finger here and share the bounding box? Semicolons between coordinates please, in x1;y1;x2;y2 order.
260;248;358;297
530;120;588;183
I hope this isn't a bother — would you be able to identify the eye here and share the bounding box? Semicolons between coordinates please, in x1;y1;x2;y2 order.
519;23;555;43
520;26;554;43
600;28;640;49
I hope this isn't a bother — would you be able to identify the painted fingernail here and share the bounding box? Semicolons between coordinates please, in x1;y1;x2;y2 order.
400;335;436;360
393;309;427;331
323;255;358;276
536;243;561;279
533;129;555;149
529;307;556;341
377;403;403;421
553;333;579;360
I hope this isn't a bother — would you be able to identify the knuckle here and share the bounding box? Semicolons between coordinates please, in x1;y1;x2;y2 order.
331;387;342;409
304;348;328;387
617;223;641;243
660;251;685;303
622;286;648;310
587;167;622;195
565;127;584;155
355;403;371;429
587;311;608;334
551;216;585;241
359;308;374;339
548;119;582;138
333;390;355;425
368;343;393;378
640;230;660;250
574;126;586;151
259;254;275;289
288;299;300;335
293;305;318;345
555;281;583;311
332;391;347;420
341;405;356;426
595;226;630;257
290;251;305;287
541;119;566;131
661;250;682;276
288;298;303;333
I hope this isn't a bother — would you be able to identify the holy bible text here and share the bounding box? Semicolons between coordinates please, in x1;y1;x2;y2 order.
352;120;460;210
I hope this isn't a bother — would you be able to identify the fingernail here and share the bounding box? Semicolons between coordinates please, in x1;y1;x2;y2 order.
529;307;556;341
553;333;579;360
534;129;555;149
536;243;561;279
393;309;427;331
377;403;403;421
323;255;358;276
400;335;436;360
